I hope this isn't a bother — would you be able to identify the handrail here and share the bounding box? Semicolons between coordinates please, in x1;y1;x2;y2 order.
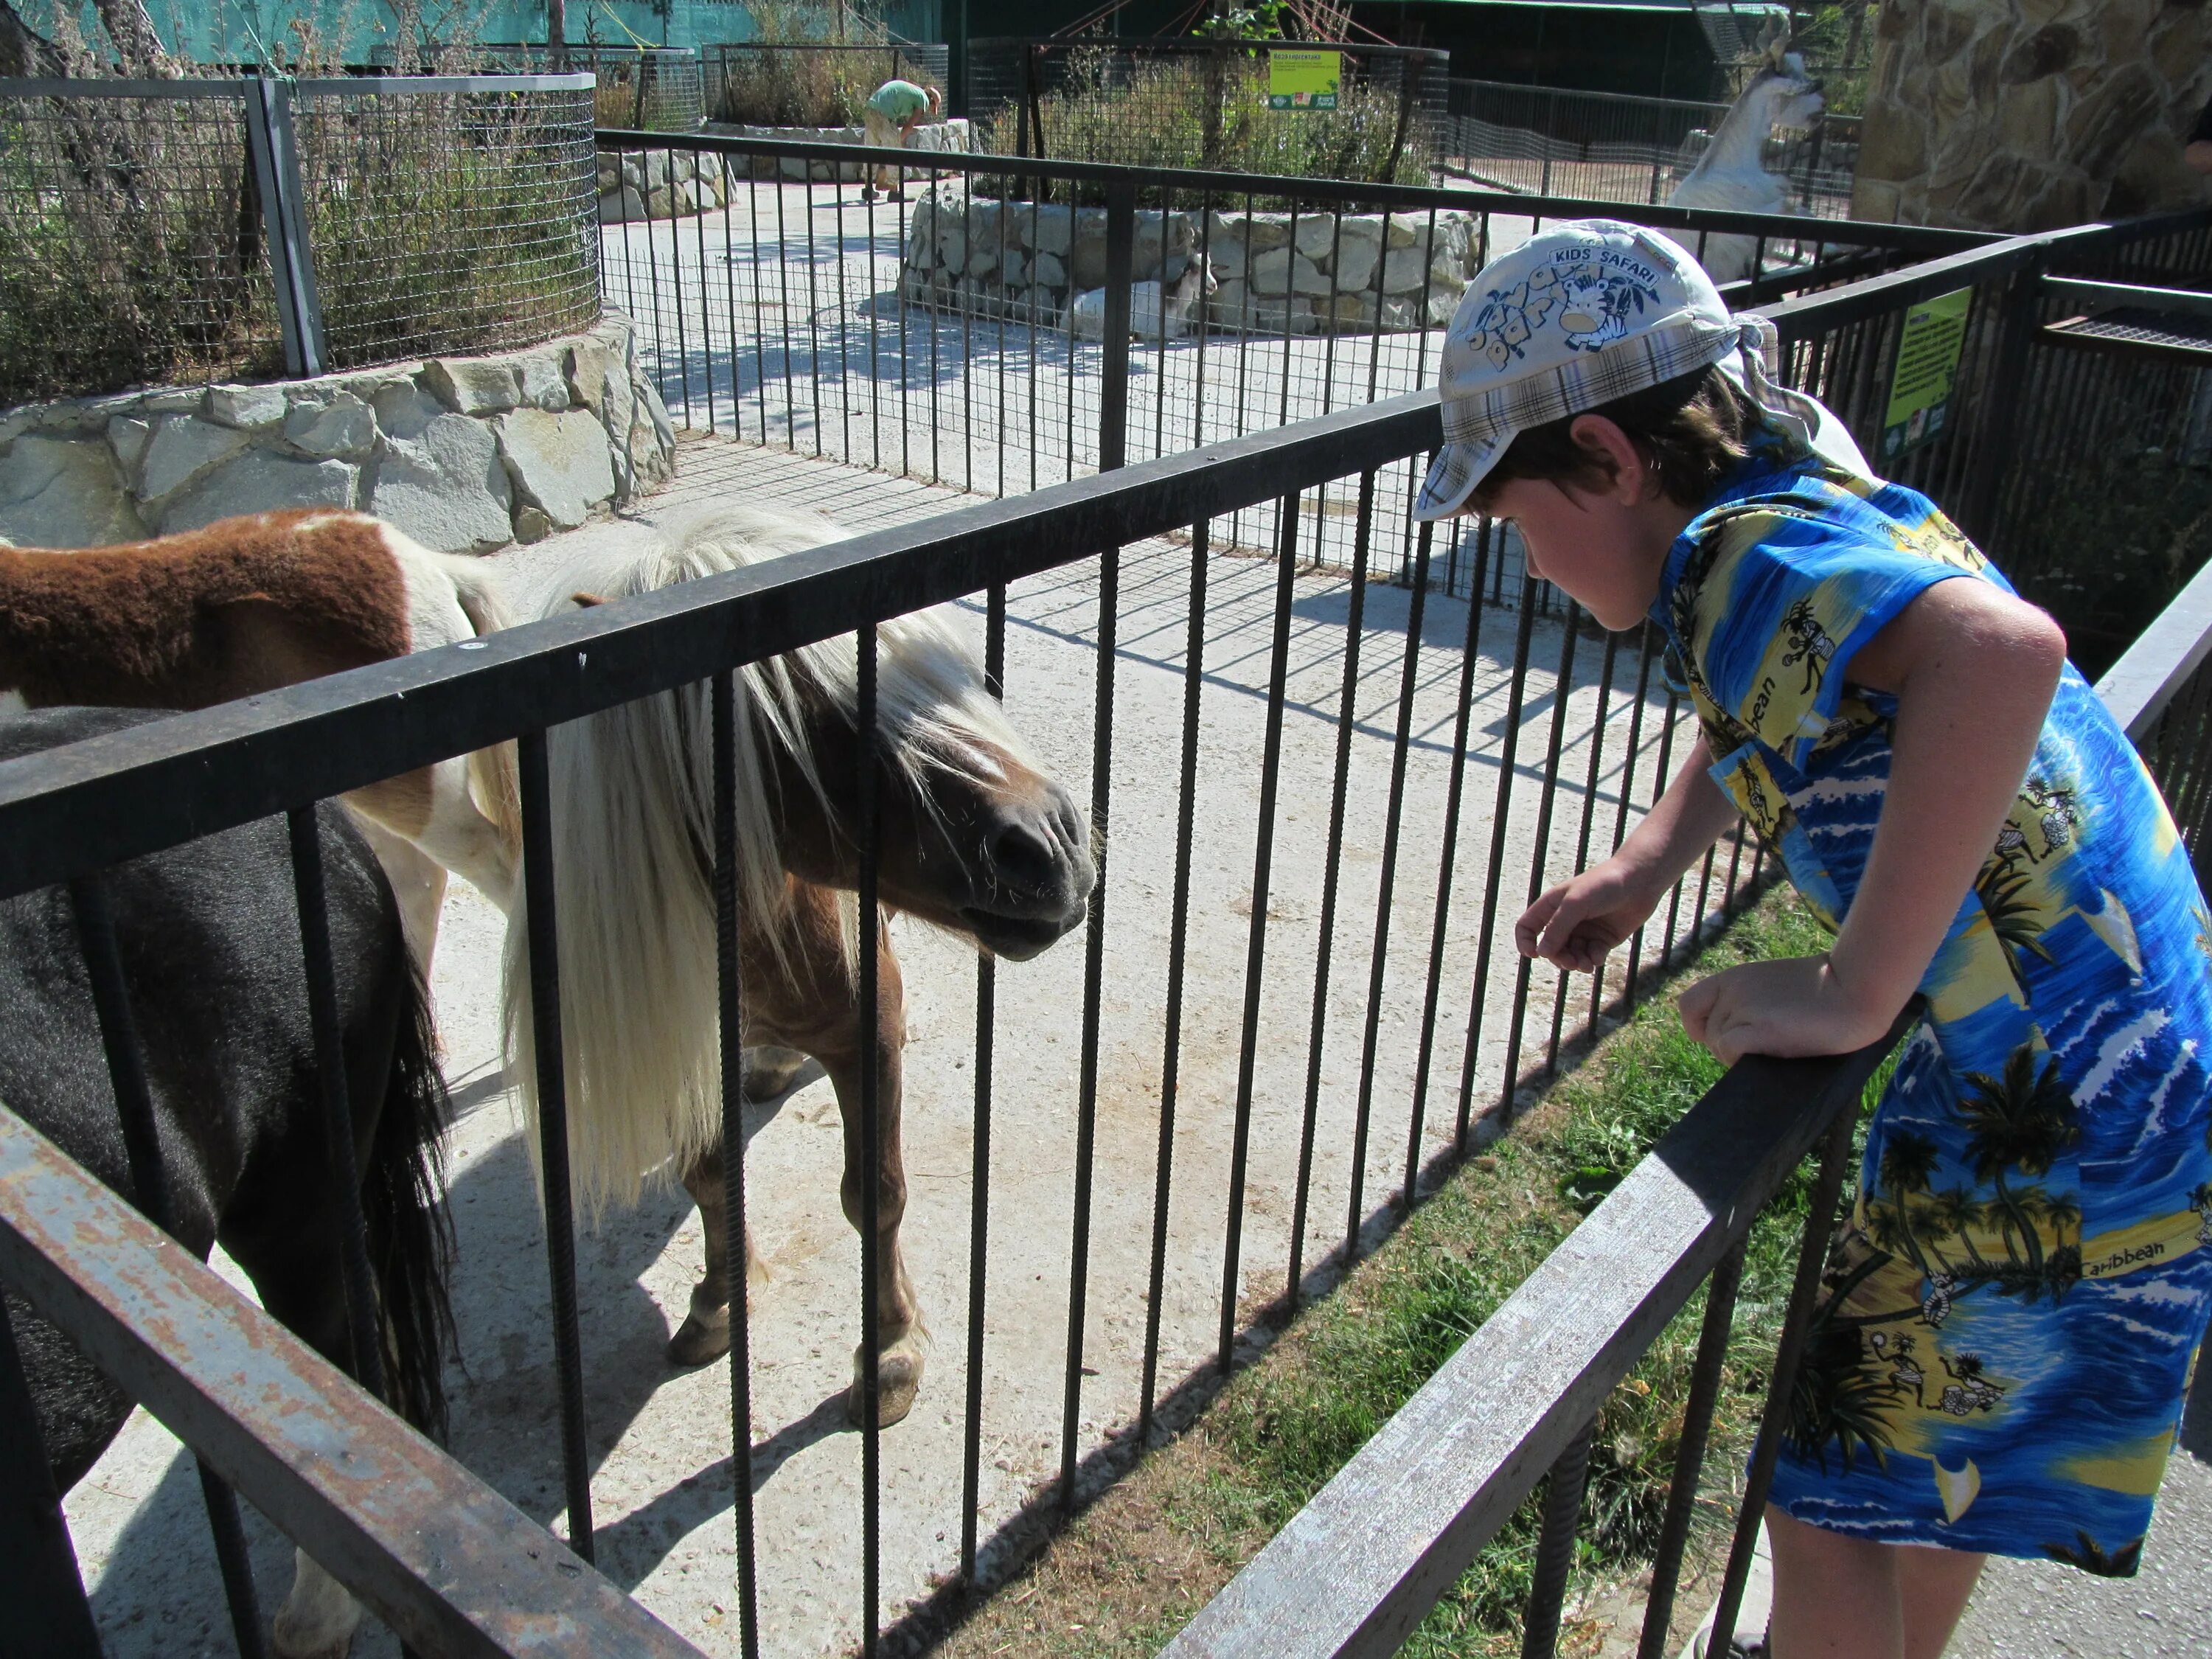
595;124;1990;252
2095;550;2212;740
0;1103;707;1658
1162;1012;1915;1658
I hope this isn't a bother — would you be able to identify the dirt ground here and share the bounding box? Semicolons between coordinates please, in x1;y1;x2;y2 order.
60;434;1722;1658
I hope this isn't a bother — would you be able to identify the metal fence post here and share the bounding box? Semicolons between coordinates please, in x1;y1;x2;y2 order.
1097;176;1136;473
243;74;326;379
1958;250;2045;542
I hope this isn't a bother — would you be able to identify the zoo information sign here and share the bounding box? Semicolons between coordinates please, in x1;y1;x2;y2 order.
1267;50;1340;111
1882;288;1972;462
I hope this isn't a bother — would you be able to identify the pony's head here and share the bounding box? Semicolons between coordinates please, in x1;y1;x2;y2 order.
556;504;1094;964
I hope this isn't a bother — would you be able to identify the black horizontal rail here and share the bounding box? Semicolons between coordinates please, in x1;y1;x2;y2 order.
595;123;1989;254
0;1104;706;1659
1161;1008;1916;1658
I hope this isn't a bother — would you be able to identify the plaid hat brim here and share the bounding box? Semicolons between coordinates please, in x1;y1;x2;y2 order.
1413;429;1512;522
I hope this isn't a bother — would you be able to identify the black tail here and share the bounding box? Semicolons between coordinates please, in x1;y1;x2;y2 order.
363;961;458;1441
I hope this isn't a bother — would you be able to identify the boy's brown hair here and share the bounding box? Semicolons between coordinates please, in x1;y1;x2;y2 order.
1470;364;1766;513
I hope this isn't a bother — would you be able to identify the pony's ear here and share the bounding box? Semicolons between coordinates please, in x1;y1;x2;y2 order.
571;591;611;608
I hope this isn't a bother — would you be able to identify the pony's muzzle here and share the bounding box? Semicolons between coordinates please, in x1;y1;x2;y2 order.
960;783;1096;959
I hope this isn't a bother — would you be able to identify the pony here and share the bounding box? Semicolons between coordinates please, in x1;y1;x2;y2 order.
2;706;455;1659
0;509;521;965
1070;256;1220;342
1668;29;1826;284
509;504;1096;1425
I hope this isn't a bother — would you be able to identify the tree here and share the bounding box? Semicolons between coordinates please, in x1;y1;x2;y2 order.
1874;1128;1941;1276
1960;1044;2080;1280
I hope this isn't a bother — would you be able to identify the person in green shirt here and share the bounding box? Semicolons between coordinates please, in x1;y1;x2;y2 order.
861;79;942;201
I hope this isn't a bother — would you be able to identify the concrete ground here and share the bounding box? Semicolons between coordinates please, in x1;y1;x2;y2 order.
60;431;1731;1658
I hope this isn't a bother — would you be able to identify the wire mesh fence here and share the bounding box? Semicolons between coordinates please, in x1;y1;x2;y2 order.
967;37;1447;184
0;74;602;404
1439;76;1855;217
481;43;706;132
703;41;950;128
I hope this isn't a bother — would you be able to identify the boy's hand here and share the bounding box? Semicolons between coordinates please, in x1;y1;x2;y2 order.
1677;955;1896;1066
1516;856;1664;973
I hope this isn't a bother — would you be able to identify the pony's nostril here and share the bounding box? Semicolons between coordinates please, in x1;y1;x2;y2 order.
990;820;1060;894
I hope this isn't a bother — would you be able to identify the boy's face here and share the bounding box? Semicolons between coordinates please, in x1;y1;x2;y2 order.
1481;475;1668;631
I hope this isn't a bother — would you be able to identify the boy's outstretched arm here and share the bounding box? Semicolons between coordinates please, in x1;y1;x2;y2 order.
1679;579;2067;1065
1517;732;1741;973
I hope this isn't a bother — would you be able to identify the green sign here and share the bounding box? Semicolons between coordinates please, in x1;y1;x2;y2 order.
1882;288;1972;462
1267;49;1340;112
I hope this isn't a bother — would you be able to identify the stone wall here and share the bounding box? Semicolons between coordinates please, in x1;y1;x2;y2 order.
900;191;1478;335
1851;1;2212;232
0;315;676;554
597;121;977;220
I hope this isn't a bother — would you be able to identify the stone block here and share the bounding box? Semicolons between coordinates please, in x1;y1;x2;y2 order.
1381;245;1430;295
1321;292;1377;328
1030;251;1068;290
161;451;356;534
373;380;448;442
1001;248;1029;289
496;408;616;530
601;186;646;223
205;384;289;430
1210;210;1289;252
1385;213;1423;250
425;358;521;416
1019;204;1074;257
1248;247;1330;297
0;432;146;546
106;415;153;479
515;352;571;413
1330;235;1380;294
138;415;253;504
142;389;208;414
367;414;514;552
284;392;377;459
1295;212;1374;262
514;506;554;543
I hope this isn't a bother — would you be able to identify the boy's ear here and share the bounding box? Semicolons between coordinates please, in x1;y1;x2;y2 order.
1567;414;1655;505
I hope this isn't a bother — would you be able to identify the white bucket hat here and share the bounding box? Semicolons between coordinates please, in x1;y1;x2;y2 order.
1413;218;1870;522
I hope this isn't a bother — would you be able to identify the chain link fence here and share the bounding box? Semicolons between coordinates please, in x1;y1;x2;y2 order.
1439;77;1855;217
0;74;601;406
703;41;950;128
967;38;1447;186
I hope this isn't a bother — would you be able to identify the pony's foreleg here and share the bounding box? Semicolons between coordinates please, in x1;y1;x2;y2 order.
821;938;926;1428
667;1141;768;1367
347;759;518;914
272;1549;361;1659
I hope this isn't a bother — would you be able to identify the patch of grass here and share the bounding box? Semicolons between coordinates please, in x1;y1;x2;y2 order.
938;888;1872;1659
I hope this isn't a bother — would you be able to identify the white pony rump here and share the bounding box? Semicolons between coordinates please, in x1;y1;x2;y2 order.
502;502;1034;1213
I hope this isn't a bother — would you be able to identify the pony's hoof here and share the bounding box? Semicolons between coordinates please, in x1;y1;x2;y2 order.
846;1347;923;1427
667;1310;732;1367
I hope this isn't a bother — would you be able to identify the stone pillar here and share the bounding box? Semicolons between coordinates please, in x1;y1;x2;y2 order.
1851;1;2212;233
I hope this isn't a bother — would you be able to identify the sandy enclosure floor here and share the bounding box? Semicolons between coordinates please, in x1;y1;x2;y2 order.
62;437;1751;1658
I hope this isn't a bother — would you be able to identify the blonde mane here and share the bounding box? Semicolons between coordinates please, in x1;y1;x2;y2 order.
501;503;1035;1213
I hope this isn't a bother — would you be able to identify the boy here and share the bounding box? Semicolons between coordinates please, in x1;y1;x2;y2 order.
860;78;942;202
1415;221;2212;1658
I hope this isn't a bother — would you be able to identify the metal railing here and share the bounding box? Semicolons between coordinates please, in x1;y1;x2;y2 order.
1439;76;1856;218
597;125;1980;589
0;74;600;402
4;201;2207;1656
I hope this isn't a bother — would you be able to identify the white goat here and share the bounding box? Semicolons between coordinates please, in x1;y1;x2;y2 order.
1068;256;1220;342
1668;35;1825;285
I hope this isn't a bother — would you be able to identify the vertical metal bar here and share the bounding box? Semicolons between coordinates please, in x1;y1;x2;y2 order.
856;625;883;1652
1498;604;1580;1116
1288;479;1374;1302
960;585;1005;1581
1455;579;1541;1150
1600;627;1658;1023
712;671;761;1658
1061;538;1119;1510
1220;489;1302;1370
1098;177;1136;473
244;76;325;379
1636;1239;1747;1659
1520;1415;1597;1659
1624;692;1685;1000
1345;528;1433;1264
1553;629;1621;1065
516;731;596;1562
0;1295;103;1655
804;172;824;458
1708;1097;1862;1655
286;807;386;1401
1142;526;1210;1436
1402;521;1492;1203
69;874;268;1658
